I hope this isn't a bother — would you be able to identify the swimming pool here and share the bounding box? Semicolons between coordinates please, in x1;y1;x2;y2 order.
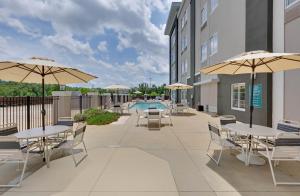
130;101;167;110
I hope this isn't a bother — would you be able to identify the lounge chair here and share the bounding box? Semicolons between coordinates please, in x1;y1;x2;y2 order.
257;132;300;186
277;120;300;134
0;136;29;187
207;122;243;165
161;108;173;126
148;109;161;129
136;109;146;126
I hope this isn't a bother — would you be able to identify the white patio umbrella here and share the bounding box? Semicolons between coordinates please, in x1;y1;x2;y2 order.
166;83;192;103
104;84;130;91
200;50;300;127
133;90;142;94
0;57;97;130
165;83;193;90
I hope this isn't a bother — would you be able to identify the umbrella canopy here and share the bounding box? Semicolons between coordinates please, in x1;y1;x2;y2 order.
105;84;130;91
165;83;193;90
133;90;142;94
200;50;300;75
0;57;97;84
200;50;300;127
0;57;97;130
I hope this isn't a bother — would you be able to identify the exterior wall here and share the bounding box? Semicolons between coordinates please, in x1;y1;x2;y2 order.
217;0;273;126
195;0;246;113
284;1;300;122
218;74;272;126
177;0;191;104
272;0;285;128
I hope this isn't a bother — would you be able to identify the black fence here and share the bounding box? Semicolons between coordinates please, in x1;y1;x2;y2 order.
0;94;130;131
0;96;59;131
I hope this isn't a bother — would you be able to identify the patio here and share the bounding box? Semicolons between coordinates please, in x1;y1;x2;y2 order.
1;110;300;196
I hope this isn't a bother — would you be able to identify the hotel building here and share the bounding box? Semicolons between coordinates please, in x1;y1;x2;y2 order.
165;0;300;127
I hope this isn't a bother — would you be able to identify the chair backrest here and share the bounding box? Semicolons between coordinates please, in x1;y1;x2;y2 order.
56;117;74;127
277;120;300;134
273;133;300;160
0;123;18;136
73;124;87;147
208;122;221;143
220;115;236;126
0;136;20;150
148;110;160;120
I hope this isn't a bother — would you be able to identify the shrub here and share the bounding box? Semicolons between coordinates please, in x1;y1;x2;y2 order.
86;112;120;125
83;108;103;119
74;108;120;125
73;113;86;122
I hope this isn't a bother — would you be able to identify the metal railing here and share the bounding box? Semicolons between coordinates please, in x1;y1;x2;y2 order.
0;96;58;131
0;94;129;131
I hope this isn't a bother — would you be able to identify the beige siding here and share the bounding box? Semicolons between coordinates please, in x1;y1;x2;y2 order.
284;16;300;122
195;0;246;112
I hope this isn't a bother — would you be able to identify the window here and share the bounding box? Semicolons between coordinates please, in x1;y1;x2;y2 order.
181;10;188;29
181;35;188;52
184;59;187;72
171;32;176;47
201;42;207;63
171;68;176;82
285;0;299;8
211;0;218;13
209;33;218;56
181;59;188;74
171;49;176;64
201;2;207;26
231;83;246;111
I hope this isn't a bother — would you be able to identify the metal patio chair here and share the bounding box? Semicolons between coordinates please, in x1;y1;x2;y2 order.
147;109;161;129
136;109;146;126
48;123;88;167
0;136;29;187
257;132;300;186
207;122;244;165
161;108;173;126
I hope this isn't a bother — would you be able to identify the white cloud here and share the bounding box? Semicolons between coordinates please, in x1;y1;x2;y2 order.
0;11;39;37
0;0;171;86
41;33;93;56
97;41;108;52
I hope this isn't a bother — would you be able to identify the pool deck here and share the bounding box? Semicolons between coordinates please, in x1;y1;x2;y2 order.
1;109;300;195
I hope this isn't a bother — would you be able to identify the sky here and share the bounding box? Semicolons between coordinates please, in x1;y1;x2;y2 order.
0;0;174;88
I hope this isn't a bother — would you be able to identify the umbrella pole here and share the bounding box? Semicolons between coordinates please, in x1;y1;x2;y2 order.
249;66;255;128
42;66;46;131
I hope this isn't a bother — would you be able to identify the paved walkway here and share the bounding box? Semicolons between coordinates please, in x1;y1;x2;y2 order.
1;110;300;195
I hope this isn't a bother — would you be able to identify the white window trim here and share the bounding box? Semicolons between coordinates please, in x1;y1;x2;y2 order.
231;83;246;112
201;2;208;27
285;0;300;8
210;0;218;14
201;42;208;63
209;33;218;56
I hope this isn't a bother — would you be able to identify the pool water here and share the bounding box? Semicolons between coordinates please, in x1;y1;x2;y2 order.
130;101;167;110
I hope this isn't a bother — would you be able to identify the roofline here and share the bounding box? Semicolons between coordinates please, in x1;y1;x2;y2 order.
164;1;181;35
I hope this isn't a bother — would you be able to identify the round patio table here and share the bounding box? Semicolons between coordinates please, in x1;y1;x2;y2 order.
15;125;71;167
223;123;283;166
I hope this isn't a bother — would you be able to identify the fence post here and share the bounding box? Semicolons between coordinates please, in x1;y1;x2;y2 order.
26;96;31;129
79;95;83;114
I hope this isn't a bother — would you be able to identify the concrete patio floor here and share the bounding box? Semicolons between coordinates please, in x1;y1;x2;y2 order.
1;109;300;196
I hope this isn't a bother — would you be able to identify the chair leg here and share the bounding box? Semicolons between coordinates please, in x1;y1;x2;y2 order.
206;138;224;166
71;143;88;167
18;150;29;187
